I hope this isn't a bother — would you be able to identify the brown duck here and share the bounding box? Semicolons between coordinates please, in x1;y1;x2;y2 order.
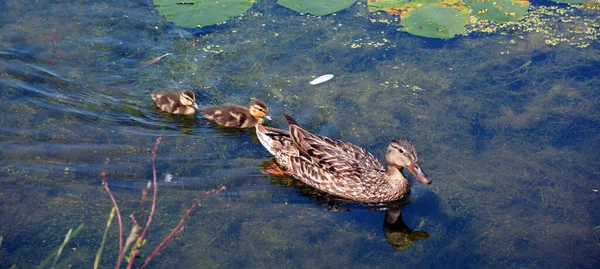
202;99;271;128
255;115;431;203
151;89;199;115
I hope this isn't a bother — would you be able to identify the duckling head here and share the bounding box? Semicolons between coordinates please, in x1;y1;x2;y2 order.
180;89;200;110
385;139;430;184
248;99;272;121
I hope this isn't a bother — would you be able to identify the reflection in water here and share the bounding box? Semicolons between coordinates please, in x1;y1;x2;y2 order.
265;165;431;251
383;205;429;251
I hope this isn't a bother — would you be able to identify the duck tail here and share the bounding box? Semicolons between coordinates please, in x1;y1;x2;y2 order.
283;114;303;127
255;124;277;156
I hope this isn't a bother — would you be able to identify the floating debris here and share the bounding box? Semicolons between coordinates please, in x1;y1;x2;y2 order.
141;52;172;68
310;74;334;85
164;173;173;183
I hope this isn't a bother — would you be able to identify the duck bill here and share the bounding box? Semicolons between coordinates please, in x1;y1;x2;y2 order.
408;162;431;184
264;114;272;121
193;103;200;110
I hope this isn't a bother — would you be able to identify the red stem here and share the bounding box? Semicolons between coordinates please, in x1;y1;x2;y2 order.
139;188;148;228
126;137;161;268
52;29;58;44
138;187;225;269
101;158;124;269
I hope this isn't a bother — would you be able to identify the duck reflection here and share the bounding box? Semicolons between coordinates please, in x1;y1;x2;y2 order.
382;204;429;251
264;165;431;251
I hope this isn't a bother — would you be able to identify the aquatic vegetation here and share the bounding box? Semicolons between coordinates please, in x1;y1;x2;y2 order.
399;5;471;38
151;0;531;38
36;225;84;269
97;138;225;268
465;4;600;48
278;0;357;16
153;0;256;28
368;0;529;38
464;0;530;22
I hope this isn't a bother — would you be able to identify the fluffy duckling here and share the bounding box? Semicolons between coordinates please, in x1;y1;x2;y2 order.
151;89;199;115
202;99;271;128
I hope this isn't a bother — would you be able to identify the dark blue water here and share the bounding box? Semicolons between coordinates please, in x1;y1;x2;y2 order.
0;0;599;268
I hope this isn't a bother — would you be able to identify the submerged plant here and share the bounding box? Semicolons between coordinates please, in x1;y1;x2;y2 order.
36;224;84;269
98;138;225;269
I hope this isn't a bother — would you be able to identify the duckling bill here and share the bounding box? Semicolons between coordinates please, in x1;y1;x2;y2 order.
151;89;199;115
202;99;271;128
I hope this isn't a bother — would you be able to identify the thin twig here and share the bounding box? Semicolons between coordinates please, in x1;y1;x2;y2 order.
101;158;124;269
126;137;162;269
138;187;225;269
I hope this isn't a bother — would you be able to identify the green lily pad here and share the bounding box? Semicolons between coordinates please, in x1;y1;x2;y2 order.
367;0;413;14
401;5;471;38
368;0;445;15
464;0;530;22
153;0;256;28
277;0;357;16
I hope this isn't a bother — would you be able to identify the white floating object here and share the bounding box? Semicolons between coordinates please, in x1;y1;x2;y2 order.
310;74;334;85
164;173;173;183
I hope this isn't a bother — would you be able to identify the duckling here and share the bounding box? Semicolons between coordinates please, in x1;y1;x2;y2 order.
201;99;271;128
151;89;199;115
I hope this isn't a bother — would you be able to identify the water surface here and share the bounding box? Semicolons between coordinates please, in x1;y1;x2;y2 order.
0;0;599;268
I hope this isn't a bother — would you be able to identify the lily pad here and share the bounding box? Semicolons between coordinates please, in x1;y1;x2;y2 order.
368;0;447;16
367;0;413;15
277;0;357;16
153;0;256;28
401;5;471;38
464;0;530;22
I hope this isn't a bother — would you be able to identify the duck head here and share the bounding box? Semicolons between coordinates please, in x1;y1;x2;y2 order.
385;139;430;184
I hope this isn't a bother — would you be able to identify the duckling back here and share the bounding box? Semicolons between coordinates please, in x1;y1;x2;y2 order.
202;104;256;128
151;89;198;115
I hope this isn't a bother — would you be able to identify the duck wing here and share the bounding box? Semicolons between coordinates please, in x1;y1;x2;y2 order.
284;115;385;182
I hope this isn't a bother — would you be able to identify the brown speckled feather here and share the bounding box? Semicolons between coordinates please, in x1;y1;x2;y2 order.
151;89;197;115
255;115;429;203
202;104;255;128
201;99;271;128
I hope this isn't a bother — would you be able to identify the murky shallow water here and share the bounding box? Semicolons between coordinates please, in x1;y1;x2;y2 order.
0;0;599;268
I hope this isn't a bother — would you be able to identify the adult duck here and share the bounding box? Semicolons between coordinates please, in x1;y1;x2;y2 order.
255;115;430;203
